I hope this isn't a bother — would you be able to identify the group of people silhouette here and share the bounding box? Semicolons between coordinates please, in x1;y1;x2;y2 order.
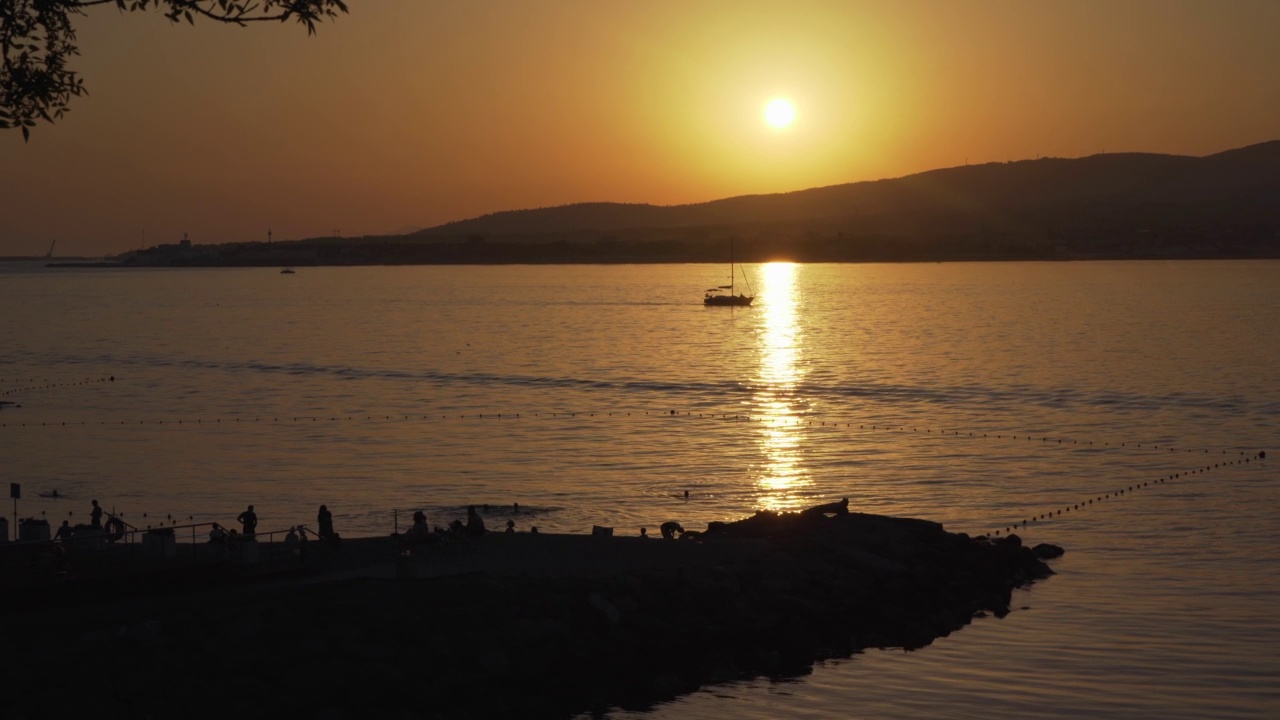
398;503;540;553
207;504;340;546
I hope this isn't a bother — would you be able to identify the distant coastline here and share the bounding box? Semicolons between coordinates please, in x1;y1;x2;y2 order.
28;140;1280;267
37;239;1280;269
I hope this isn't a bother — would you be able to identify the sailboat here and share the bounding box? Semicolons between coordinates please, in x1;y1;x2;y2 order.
703;239;754;306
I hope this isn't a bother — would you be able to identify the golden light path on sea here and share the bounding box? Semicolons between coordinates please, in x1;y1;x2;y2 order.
753;262;813;511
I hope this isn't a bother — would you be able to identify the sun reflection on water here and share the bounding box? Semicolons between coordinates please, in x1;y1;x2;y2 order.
753;262;813;511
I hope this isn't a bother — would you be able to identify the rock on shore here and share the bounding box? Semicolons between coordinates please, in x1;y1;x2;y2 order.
1;509;1057;720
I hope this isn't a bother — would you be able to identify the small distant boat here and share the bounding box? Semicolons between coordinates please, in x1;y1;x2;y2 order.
703;239;754;306
280;267;296;274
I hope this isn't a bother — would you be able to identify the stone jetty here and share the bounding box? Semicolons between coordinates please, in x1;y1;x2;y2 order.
1;506;1059;719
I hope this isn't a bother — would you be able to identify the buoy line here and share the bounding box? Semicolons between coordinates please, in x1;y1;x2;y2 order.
988;452;1266;537
0;376;116;398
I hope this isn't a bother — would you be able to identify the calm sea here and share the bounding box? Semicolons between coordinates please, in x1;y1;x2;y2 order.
2;260;1277;718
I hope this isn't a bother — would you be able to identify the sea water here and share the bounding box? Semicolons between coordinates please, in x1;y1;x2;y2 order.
2;260;1276;718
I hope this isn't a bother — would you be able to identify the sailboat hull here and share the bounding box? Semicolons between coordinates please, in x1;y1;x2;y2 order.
703;294;753;306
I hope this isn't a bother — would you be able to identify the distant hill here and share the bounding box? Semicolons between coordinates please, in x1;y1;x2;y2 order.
116;141;1280;267
408;140;1280;257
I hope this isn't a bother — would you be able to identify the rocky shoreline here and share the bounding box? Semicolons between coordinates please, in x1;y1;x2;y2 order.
2;508;1059;719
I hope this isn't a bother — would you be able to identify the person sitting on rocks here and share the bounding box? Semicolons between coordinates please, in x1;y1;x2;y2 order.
208;523;230;558
410;510;429;535
209;523;228;543
317;504;335;540
397;510;434;553
466;505;486;536
660;521;684;540
55;520;73;540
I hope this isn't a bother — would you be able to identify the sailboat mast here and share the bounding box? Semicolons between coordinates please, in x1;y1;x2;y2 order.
730;238;734;295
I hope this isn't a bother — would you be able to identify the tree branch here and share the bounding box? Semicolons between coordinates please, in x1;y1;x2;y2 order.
1;0;348;140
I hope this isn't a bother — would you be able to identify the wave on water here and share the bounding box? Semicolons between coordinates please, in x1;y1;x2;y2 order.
13;350;1277;418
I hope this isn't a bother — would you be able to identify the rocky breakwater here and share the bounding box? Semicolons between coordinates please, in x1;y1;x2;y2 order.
2;505;1060;719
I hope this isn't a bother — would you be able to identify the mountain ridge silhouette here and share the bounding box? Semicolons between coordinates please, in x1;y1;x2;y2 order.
104;140;1278;267
410;140;1280;239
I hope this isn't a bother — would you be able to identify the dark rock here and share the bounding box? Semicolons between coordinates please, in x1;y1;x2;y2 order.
1033;543;1065;559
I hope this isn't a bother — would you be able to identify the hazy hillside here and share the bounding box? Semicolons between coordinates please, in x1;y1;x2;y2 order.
411;141;1280;242
112;141;1279;267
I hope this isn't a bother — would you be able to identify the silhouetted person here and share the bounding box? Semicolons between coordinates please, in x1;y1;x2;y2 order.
410;510;428;537
285;526;299;545
466;505;486;536
640;527;648;539
90;499;103;529
237;505;257;538
209;523;228;543
505;519;515;533
660;521;684;540
513;502;520;514
317;505;334;539
55;520;73;540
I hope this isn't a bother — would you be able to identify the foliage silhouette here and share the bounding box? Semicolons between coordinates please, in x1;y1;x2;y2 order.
1;0;348;141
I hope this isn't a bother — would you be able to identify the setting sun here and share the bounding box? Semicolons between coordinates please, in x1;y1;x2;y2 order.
764;98;796;129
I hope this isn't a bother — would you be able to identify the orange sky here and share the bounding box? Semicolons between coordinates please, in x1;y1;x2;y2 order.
3;0;1278;256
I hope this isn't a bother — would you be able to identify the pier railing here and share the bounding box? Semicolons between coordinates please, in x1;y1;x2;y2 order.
0;519;338;587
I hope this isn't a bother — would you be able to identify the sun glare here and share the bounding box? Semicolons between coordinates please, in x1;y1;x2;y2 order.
764;98;796;129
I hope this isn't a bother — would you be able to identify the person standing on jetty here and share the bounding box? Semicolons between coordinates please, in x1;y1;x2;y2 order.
237;505;257;538
90;499;103;529
317;505;334;539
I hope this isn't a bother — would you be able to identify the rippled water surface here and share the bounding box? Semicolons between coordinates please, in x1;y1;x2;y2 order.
3;260;1277;718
